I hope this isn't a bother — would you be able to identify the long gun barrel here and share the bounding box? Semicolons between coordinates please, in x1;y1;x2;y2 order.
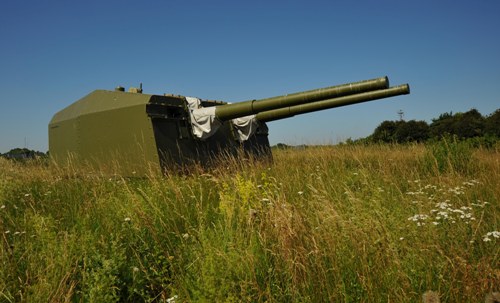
214;76;389;121
255;84;410;122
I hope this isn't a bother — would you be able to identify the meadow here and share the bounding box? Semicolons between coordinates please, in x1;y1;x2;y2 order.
0;141;498;302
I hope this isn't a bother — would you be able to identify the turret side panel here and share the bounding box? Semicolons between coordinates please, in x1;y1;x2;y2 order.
77;105;159;175
48;117;79;164
49;90;160;175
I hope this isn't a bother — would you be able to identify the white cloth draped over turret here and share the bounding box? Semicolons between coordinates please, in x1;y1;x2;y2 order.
186;97;221;140
186;96;260;142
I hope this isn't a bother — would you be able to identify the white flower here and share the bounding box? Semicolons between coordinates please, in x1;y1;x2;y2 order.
297;191;304;195
124;217;131;222
486;231;500;238
408;214;428;222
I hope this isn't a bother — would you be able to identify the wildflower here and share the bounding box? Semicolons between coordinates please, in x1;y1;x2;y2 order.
182;233;189;239
297;191;304;195
167;295;178;303
399;237;404;241
408;214;429;222
486;231;500;239
124;217;131;222
24;193;30;197
435;201;451;209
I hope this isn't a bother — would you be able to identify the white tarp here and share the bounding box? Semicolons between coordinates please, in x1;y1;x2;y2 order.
186;97;221;140
232;115;259;142
186;97;261;142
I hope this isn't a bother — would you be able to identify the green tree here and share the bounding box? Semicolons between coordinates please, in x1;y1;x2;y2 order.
372;120;429;143
430;109;486;139
454;109;485;138
485;109;500;137
394;120;430;143
372;120;401;143
429;112;454;138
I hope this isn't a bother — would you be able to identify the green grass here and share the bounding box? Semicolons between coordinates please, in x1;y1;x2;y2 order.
0;144;498;302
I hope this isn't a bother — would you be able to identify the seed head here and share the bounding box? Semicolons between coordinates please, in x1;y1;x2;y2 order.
422;290;440;303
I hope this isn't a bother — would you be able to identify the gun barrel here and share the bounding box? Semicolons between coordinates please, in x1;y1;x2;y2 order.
214;76;389;121
255;84;410;122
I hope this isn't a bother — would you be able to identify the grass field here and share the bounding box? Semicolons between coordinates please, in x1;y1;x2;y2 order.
0;141;498;302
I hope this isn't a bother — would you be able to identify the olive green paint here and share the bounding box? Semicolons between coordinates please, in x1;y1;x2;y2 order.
49;77;410;175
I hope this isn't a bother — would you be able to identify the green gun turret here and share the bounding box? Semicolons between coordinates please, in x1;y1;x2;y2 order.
49;76;410;175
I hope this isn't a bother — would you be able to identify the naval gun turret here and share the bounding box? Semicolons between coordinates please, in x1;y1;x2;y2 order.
48;76;409;175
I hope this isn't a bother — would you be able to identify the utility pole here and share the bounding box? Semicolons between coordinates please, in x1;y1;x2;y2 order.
397;110;404;121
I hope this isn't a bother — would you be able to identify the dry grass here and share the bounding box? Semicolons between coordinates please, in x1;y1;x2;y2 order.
0;143;498;302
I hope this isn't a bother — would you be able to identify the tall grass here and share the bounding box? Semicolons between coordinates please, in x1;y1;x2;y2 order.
0;144;498;302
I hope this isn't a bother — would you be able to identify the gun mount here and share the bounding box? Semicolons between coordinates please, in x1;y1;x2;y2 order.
48;76;410;175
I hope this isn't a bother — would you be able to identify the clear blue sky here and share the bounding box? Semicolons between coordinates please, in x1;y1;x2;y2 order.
1;0;499;153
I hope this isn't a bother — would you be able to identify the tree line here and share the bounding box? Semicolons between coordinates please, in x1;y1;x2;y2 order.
363;108;500;145
1;148;47;160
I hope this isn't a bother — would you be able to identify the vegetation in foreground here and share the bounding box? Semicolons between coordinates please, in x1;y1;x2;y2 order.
0;141;498;302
